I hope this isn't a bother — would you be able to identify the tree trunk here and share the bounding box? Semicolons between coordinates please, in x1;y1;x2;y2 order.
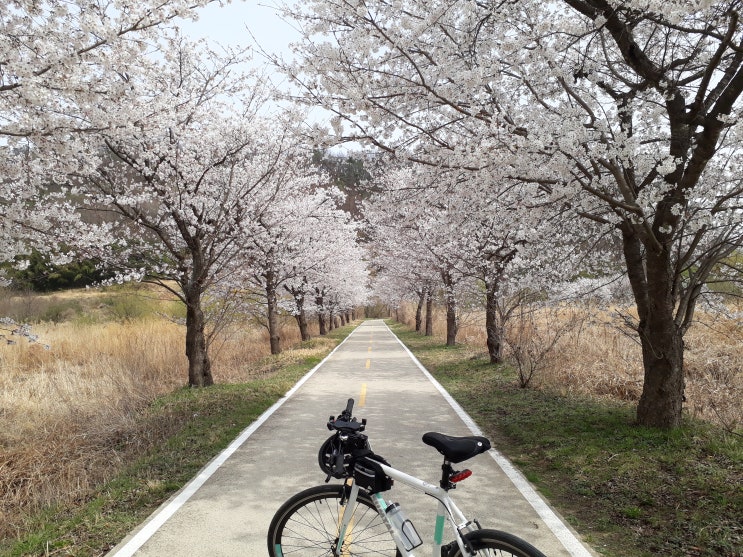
295;307;310;341
442;270;458;346
636;254;685;428
184;286;214;387
415;287;425;333
636;314;685;428
296;314;310;341
485;283;502;364
286;285;311;341
445;300;457;346
623;225;685;428
316;290;327;335
425;288;433;336
266;271;281;355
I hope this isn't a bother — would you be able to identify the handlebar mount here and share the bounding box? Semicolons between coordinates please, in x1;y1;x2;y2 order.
327;398;367;434
319;398;370;481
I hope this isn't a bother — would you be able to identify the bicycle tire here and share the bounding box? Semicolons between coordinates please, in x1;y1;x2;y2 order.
447;529;548;557
267;483;401;556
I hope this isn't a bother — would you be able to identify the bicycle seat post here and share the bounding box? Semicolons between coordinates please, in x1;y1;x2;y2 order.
440;460;455;491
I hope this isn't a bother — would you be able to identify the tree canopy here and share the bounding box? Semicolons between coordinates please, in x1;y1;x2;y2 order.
279;0;743;428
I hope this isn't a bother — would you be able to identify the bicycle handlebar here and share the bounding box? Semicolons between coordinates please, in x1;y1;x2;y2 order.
327;398;366;433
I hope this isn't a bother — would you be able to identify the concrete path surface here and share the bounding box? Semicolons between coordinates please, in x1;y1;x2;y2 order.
107;319;596;556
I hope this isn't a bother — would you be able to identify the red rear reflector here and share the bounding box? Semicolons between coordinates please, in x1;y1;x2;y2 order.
450;469;472;483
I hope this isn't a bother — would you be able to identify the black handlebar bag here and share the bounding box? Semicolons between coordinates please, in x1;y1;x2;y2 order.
352;453;394;494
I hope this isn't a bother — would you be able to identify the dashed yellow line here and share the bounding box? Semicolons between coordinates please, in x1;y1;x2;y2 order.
359;383;367;407
365;359;371;369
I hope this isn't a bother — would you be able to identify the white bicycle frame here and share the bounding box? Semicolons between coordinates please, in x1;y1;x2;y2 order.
336;461;479;557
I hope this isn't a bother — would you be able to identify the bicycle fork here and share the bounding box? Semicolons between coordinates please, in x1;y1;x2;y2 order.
334;481;361;556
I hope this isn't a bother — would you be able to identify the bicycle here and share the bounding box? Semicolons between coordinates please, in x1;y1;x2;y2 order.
267;398;547;556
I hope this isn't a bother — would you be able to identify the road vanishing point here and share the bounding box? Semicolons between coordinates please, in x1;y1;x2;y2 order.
107;319;597;556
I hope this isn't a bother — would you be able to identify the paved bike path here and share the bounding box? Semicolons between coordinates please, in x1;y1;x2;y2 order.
108;320;596;556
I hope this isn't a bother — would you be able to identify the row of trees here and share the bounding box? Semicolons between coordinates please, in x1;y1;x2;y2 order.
277;0;743;429
4;0;742;429
364;163;592;362
1;1;370;386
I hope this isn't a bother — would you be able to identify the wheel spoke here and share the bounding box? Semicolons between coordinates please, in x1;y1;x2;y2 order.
268;485;398;556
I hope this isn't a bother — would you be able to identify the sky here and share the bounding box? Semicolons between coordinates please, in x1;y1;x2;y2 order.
178;1;357;151
178;1;308;111
179;0;299;62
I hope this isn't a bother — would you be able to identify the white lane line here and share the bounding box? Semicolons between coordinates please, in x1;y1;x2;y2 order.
386;323;594;557
108;325;363;557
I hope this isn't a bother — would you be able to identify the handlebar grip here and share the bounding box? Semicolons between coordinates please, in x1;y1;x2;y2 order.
344;398;354;416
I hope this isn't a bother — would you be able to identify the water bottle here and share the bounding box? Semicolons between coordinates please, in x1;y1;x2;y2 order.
385;502;422;550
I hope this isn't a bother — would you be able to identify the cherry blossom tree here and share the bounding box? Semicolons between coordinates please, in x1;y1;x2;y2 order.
368;236;438;335
304;239;370;333
70;41;310;387
0;0;214;276
242;184;361;353
326;250;371;324
366;160;579;360
283;274;314;340
281;0;743;428
281;206;368;341
364;164;469;345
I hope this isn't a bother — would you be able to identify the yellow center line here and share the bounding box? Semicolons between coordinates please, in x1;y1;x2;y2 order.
365;359;371;369
359;383;367;407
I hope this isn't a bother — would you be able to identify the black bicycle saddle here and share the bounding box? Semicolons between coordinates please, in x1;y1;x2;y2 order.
422;432;491;463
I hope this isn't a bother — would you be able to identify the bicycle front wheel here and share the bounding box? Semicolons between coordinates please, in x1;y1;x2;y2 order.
267;483;401;556
448;529;548;557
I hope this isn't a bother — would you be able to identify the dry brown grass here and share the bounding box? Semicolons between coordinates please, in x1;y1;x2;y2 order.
1;320;174;536
396;302;743;431
0;288;323;540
